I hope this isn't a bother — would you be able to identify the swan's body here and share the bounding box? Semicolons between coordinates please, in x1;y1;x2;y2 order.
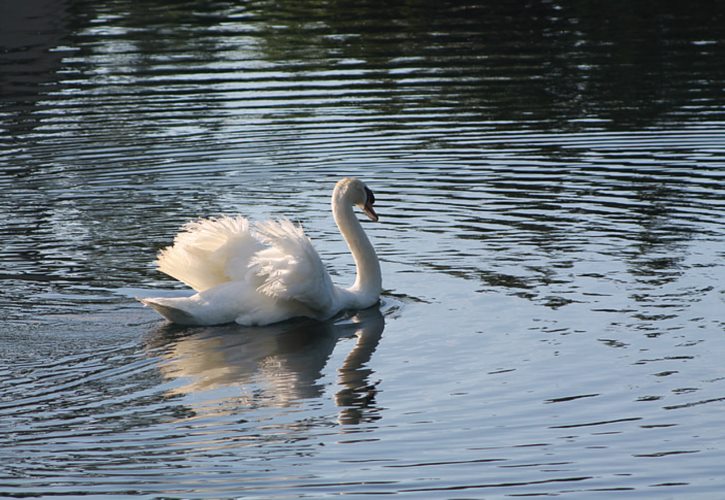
141;178;381;326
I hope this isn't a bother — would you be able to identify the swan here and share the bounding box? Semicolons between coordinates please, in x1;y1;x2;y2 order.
140;177;382;326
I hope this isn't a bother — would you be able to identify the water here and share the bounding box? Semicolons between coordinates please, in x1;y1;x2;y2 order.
2;0;725;497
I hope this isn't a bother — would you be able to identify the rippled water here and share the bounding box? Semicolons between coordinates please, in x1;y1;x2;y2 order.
2;0;725;497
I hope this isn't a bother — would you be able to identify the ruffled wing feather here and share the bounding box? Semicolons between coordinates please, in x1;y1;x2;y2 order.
251;219;336;314
156;215;263;292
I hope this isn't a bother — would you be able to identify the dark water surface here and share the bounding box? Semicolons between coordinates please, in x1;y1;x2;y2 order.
2;1;725;498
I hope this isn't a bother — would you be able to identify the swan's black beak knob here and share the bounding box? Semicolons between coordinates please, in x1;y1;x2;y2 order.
363;187;378;222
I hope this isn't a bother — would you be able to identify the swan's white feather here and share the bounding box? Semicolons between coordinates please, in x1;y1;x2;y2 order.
252;219;336;314
156;215;262;292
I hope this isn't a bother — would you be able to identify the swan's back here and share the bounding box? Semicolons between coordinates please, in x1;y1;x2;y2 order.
252;219;337;315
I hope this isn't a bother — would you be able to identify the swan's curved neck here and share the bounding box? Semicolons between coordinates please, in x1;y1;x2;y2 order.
332;194;381;307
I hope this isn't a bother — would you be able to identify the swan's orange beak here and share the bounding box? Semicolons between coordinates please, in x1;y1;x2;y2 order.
363;202;378;222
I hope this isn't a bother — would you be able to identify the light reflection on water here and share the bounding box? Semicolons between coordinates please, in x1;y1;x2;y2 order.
152;306;386;425
1;0;725;497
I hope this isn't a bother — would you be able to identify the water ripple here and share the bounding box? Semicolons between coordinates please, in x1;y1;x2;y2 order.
2;0;725;497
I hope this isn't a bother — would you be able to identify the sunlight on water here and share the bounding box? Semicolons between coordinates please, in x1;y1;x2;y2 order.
1;0;724;497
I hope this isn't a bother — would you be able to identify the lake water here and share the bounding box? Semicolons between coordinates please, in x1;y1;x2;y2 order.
2;0;725;498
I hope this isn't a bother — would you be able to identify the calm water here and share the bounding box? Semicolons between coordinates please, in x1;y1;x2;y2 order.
2;0;725;498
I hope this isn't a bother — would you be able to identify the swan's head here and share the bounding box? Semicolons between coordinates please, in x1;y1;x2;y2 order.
334;177;379;222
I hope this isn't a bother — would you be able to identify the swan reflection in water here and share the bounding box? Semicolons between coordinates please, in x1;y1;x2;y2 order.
147;304;387;425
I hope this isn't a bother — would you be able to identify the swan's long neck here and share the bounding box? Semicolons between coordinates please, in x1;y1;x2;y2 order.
332;194;382;307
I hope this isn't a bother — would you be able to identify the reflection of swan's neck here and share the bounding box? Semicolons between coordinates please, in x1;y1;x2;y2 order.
333;195;382;307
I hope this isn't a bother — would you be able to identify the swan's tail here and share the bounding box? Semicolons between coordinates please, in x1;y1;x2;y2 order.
140;298;200;325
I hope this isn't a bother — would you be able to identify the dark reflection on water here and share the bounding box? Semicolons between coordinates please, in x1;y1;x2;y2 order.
1;0;725;497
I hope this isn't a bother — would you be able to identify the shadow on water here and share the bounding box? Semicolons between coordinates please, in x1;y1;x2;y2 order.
0;0;73;137
146;304;387;425
3;0;725;144
245;0;725;129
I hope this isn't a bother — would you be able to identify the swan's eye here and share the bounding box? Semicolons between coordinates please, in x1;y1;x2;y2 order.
364;186;375;205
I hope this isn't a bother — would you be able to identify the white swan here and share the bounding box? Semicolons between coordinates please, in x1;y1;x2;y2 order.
140;178;381;326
